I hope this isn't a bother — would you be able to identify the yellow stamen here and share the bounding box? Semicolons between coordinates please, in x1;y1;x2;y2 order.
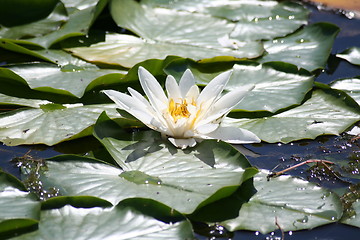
169;99;190;122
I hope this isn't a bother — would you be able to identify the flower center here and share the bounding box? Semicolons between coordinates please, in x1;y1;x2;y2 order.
168;98;190;122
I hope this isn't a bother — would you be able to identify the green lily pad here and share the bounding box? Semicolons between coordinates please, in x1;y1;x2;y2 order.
0;93;51;108
231;63;313;112
143;0;309;41
0;2;67;40
0;0;59;27
0;171;40;236
336;47;360;65
39;114;257;214
11;205;194;240
165;61;314;113
68;33;263;68
222;170;343;233
68;0;263;68
259;22;339;71
30;49;103;67
0;43;99;67
223;89;360;143
330;77;360;105
5;63;124;98
0;0;107;48
0;103;119;146
342;199;360;228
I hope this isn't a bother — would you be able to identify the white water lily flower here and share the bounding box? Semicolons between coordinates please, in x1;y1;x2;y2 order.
103;67;260;149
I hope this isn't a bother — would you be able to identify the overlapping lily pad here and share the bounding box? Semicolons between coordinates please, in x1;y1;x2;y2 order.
39;114;257;214
0;103;119;146
336;47;360;65
67;0;263;68
0;171;40;235
0;2;67;40
0;46;99;67
0;93;51;108
330;77;360;105
0;0;107;48
11;205;194;240
342;200;360;228
222;170;343;233
143;0;309;41
5;63;124;98
223;90;360;143
259;23;339;71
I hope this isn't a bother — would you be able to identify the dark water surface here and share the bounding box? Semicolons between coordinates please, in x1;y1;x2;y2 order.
0;2;360;240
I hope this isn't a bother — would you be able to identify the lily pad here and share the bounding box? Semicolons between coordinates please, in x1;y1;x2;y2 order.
11;205;194;240
0;0;107;48
336;47;360;65
6;63;124;98
39;114;257;214
223;89;360;143
231;63;313;112
68;0;263;68
222;170;343;233
0;2;67;40
342;200;360;228
143;0;309;41
165;61;314;112
0;43;99;67
259;22;339;71
0;103;119;146
330;77;360;105
0;0;59;27
0;171;40;236
0;93;51;108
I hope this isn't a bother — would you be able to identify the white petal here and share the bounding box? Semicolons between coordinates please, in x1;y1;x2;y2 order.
138;66;168;111
199;126;261;144
198;85;254;126
179;69;195;97
185;85;200;103
196;123;219;134
130;87;174;133
128;87;153;109
197;70;232;105
168;137;197;149
165;75;181;100
213;85;254;112
103;90;154;125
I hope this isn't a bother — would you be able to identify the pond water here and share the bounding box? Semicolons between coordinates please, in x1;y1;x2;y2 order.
0;1;360;240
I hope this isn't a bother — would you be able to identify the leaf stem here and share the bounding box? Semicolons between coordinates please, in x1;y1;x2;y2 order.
267;159;334;179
